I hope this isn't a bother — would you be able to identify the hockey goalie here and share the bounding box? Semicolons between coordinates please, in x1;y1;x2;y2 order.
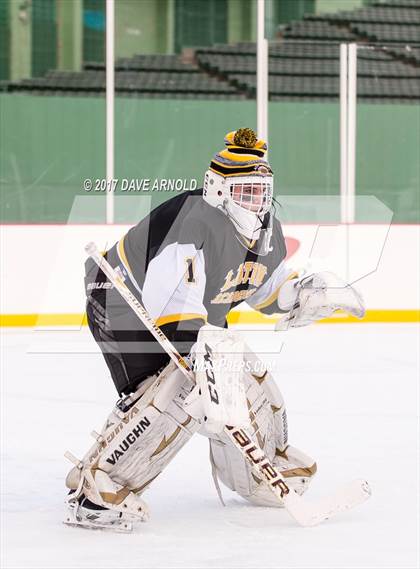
64;128;365;531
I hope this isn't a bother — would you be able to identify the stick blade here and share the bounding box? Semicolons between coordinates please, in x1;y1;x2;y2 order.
284;479;372;527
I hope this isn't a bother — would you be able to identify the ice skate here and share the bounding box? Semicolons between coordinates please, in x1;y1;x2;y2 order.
64;492;136;533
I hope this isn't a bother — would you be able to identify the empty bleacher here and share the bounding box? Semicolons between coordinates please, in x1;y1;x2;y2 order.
310;6;419;25
196;35;420;102
197;50;418;78
6;54;243;100
282;20;358;41
3;0;419;103
304;0;420;64
194;0;420;103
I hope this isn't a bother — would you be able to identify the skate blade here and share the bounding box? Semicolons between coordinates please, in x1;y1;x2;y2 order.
63;516;133;533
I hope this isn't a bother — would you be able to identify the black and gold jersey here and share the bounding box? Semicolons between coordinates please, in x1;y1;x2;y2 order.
85;189;293;393
108;189;290;326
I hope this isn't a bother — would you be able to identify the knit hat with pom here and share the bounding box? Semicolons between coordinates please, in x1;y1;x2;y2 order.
209;127;272;178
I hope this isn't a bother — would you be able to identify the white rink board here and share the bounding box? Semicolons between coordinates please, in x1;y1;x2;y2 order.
1;224;419;315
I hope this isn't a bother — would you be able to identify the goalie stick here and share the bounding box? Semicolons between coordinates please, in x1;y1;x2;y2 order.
85;242;371;527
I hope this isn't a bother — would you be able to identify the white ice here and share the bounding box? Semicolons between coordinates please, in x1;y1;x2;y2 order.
1;324;419;569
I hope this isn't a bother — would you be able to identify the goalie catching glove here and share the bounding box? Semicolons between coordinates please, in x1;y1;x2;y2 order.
276;271;365;330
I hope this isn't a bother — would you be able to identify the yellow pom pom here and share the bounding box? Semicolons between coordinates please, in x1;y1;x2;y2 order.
233;128;257;149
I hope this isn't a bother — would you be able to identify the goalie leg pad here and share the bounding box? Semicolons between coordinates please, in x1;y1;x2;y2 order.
65;362;201;525
206;355;317;507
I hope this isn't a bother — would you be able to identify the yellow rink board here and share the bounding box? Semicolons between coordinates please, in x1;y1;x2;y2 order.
0;310;419;327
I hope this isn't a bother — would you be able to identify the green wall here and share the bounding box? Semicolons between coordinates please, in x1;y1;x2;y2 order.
57;0;82;72
32;0;57;77
116;0;172;57
9;0;32;81
316;0;363;13
0;0;10;80
356;105;420;221
228;0;255;43
0;94;418;223
276;0;315;25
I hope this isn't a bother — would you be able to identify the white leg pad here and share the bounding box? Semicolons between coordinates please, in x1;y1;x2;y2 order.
205;354;317;507
65;362;201;521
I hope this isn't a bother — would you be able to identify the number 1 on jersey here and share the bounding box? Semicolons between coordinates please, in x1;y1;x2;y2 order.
185;257;196;284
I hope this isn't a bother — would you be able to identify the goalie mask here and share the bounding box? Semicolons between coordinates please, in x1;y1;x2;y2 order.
203;128;274;256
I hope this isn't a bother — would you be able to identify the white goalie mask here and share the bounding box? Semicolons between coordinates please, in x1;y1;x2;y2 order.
203;168;274;244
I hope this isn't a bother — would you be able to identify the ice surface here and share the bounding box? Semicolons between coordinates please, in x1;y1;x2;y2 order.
1;324;419;569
